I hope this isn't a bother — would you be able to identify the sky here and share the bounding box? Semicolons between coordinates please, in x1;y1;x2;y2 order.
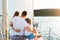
34;0;60;9
7;0;33;21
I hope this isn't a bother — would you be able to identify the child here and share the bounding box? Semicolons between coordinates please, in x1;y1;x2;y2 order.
25;18;41;40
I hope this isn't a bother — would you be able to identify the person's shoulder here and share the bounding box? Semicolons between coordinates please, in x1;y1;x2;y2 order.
13;16;18;19
13;16;20;19
19;17;24;20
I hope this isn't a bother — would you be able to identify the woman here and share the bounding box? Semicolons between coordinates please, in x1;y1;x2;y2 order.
9;11;21;40
9;11;21;32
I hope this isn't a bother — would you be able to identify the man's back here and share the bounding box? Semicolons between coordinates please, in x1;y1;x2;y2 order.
12;16;28;35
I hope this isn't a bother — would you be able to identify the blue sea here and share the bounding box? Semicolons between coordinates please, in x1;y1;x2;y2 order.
40;30;60;40
34;17;60;40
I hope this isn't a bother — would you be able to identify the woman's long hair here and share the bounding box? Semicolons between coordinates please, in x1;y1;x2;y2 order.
13;11;20;18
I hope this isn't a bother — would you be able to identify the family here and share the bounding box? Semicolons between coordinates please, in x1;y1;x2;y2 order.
9;11;41;40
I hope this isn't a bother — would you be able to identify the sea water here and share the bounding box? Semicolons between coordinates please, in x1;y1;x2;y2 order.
34;17;60;40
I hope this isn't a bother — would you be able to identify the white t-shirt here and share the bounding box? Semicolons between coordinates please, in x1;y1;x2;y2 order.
25;24;32;35
12;16;29;35
10;28;14;36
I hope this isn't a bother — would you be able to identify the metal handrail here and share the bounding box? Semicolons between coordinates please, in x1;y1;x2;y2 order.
48;27;51;40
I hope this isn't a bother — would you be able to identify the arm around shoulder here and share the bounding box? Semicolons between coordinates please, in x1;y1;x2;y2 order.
25;26;32;32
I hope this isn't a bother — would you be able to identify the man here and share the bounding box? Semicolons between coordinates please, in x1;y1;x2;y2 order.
12;11;29;35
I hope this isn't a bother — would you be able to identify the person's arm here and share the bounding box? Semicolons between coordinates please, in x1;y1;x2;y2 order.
9;22;13;27
32;28;37;34
12;27;20;32
9;22;20;32
25;26;32;32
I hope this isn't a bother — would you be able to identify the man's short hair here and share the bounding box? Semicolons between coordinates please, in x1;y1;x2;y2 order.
21;11;27;16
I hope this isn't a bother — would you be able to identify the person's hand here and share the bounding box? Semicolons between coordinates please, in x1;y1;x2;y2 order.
15;29;21;32
9;22;13;27
33;28;37;34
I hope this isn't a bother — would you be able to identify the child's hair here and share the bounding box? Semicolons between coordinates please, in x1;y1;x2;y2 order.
25;18;31;24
